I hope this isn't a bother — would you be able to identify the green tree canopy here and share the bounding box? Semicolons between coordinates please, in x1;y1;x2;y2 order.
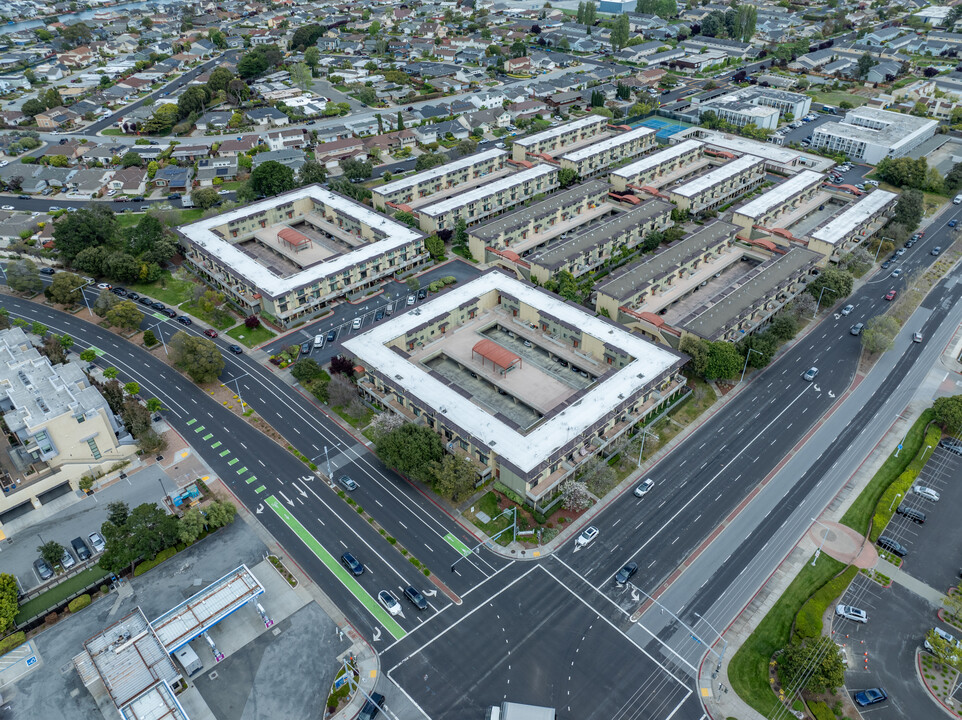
169;331;225;383
0;574;17;635
374;423;445;483
207;66;233;94
7;259;42;294
933;395;962;432
250;160;296;197
340;157;373;182
105;300;145;331
45;271;84;305
806;267;853;304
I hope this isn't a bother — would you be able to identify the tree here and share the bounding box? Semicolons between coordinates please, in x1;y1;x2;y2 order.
328;374;357;407
49;154;69;168
208;28;226;48
340;157;372;182
945;162;962;195
177;86;211;118
560;478;592;511
704;341;743;380
169;331;225;383
22;98;44;117
807;267;853;304
45;272;83;305
456;138;478;157
925;629;958;667
7;259;41;294
290;24;325;51
374;423;445;482
42;87;62;110
775;637;845;694
584;0;597;24
454;217;468;247
425;234;445;260
933;395;962;432
103;367;119;380
0;574;17;635
510;40;527;58
92;289;120;317
208;66;233;94
105;300;145;331
99;502;179;574
558;168;580;188
304;46;321;75
290;62;313;91
250;160;296;197
121;152;143;168
178;507;205;545
144;103;179;135
38;540;64;569
146;160;159;180
297;158;327;186
80;349;97;363
206;500;237;529
329;354;356;378
192;187;221;209
679;335;708;376
430;453;477;501
610;13;630;51
415;152;446;171
41;335;66;365
893;188;924;229
226;78;250;106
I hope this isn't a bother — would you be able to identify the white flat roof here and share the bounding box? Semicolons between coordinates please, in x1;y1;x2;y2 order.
611;139;704;179
810;190;897;245
671;154;764;198
343;273;681;474
178;185;422;298
560;125;656;163
696;130;800;165
376;148;508;197
735;170;824;219
419;164;557;218
514;114;608;148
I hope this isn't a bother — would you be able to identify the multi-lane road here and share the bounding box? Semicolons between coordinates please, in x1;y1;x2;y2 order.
1;204;958;718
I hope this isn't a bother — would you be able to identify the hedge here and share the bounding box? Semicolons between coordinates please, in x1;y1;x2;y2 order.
808;699;834;720
0;631;25;654
794;565;858;641
870;425;942;541
134;546;178;576
68;594;91;613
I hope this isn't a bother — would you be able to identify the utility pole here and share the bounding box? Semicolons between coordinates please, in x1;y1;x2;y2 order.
148;321;169;355
813;286;836;318
740;347;763;383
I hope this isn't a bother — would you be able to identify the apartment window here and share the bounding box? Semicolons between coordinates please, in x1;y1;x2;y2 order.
87;437;102;460
75;414;85;424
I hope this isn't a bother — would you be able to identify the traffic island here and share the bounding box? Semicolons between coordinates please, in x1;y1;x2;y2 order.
919;650;962;717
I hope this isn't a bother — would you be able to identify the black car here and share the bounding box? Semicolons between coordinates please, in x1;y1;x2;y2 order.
615;562;638;585
326;329;337;342
71;536;91;561
151;301;165;311
131;196;145;202
877;535;907;557
301;341;311;355
111;287;127;296
939;438;962;456
176;315;192;325
228;344;243;354
417;288;427;300
881;260;892;270
138;296;153;306
161;308;177;318
39;267;56;275
340;552;364;576
168;193;181;200
127;291;140;301
403;586;428;610
358;692;385;720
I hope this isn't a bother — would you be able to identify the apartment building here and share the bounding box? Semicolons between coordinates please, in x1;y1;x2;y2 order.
699;100;780;131
417;165;559;234
372;148;509;208
807;189;898;259
668;154;766;214
343;271;687;508
511;114;609;161
610;139;705;192
468;180;611;262
527;200;672;283
0;327;138;524
178;185;427;327
731;170;825;234
558;126;657;177
811;107;938;164
697;87;812;129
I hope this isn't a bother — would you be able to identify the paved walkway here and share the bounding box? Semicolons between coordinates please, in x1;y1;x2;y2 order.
810;521;878;568
888;561;948;608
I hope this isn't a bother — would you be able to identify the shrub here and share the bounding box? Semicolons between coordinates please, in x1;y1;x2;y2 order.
0;631;26;654
134;546;178;576
807;700;834;720
68;594;92;613
244;315;261;329
794;565;858;641
143;329;158;347
100;584;109;594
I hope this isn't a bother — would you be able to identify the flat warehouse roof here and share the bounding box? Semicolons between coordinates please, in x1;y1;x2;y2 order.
343;272;683;473
177;185;422;298
810;190;897;245
560;125;656;162
514;114;608;148
376;148;508;196
611;139;703;179
671;154;764;198
735;170;824;220
419;164;558;218
694;130;801;164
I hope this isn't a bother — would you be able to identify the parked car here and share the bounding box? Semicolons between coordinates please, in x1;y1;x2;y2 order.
352;317;362;330
161;308;177;318
407;295;416;306
33;557;54;581
854;688;887;707
60;548;76;569
913;485;940;501
358;692;385;720
228;344;243;354
835;604;867;623
176;316;192;326
300;341;311;355
417;289;427;300
326;329;337;342
576;526;599;547
126;292;140;301
939;438;962;455
88;532;106;553
877;535;907;557
71;537;91;561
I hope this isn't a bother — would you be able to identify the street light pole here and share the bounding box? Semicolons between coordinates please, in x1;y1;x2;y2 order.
888;492;902;513
694;612;728;675
148;321;168;355
630;582;723;673
740;347;763;383
72;281;94;315
636;426;655;468
811;517;831;566
873;236;893;264
813;286;836;318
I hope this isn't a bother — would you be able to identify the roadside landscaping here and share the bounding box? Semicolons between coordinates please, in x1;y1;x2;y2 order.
14;566;110;625
226;322;276;347
128;270;194;307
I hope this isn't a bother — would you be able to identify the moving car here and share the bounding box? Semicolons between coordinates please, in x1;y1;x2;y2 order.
854;688;887;707
913;332;923;343
932;246;942;256
913;485;940;501
338;475;358;491
88;532;106;553
891;268;902;278
615;562;638;585
34;557;53;581
204;329;218;339
841;304;854;316
40;267;56;275
634;478;654;497
358;692;385;720
404;586;428;610
575;526;599;547
378;590;401;616
340;552;364;576
950;219;958;228
884;290;897;301
850;323;864;336
835;604;867;623
228;344;243;354
802;367;819;381
0;205;13;211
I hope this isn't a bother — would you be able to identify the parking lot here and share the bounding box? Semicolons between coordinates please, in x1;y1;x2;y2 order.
835;441;962;718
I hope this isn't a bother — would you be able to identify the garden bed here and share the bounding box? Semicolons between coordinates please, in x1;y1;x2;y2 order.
268;554;298;587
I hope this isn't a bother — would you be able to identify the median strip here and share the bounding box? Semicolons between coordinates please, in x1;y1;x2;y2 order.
266;496;406;641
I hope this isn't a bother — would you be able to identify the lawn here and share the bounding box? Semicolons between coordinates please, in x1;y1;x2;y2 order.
807;91;868;108
727;553;847;717
100;128;125;136
332;404;374;429
128;271;195;306
15;566;110;624
178;300;237;330
226;323;276;347
115;207;204;230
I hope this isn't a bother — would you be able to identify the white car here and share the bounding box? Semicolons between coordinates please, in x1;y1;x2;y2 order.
841;304;854;316
352;317;362;330
97;282;112;289
633;478;654;497
407;294;416;306
914;486;940;501
575;526;599;547
107;189;117;196
835;604;867;623
88;532;106;553
378;590;401;616
217;189;230;195
0;205;13;211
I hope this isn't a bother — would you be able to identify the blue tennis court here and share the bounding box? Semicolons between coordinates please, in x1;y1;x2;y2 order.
633;117;692;140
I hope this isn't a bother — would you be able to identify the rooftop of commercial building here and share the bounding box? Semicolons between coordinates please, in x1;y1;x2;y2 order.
529;200;672;271
418;164;558;218
596;220;740;302
343;272;683;474
559;125;656;162
809;189;898;246
670;154;764;198
682;129;805;166
734;170;824;220
177;185;422;299
376;148;508;196
814;106;938;146
611;139;704;180
704;100;779;118
513;114;608;148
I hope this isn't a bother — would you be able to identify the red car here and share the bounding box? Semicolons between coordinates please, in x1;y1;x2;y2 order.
885;290;897;301
204;329;218;338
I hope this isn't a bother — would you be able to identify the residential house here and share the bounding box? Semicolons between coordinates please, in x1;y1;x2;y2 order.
505;100;550;122
216;136;259;157
251;148;307;173
171;144;210;162
314;136;366;163
64;168;112;197
265;128;311;152
461;108;511;133
196;111;232;132
153;166;192;190
197;157;237;186
35;106;80;129
108;167;147;194
247;107;289;127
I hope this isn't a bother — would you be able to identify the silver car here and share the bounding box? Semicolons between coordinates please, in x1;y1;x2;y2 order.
913;486;940;501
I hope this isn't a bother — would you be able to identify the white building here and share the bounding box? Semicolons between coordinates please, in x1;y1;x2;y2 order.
811;107;938;164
